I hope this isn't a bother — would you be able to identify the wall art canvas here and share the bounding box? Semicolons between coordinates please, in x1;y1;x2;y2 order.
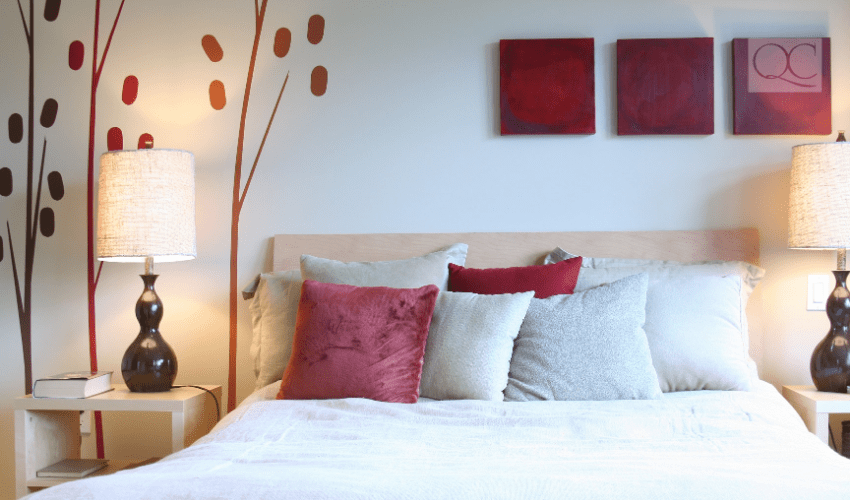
733;38;831;135
500;38;595;135
617;37;714;135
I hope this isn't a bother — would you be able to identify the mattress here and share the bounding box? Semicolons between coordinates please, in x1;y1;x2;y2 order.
26;380;850;499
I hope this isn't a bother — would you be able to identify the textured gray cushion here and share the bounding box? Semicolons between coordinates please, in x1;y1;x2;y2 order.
420;291;534;401
504;273;661;401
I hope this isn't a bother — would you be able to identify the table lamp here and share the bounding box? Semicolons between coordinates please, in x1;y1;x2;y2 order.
97;149;196;392
788;134;850;393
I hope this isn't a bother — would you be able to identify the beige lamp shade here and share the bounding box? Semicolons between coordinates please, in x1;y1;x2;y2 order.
97;149;196;262
788;143;850;251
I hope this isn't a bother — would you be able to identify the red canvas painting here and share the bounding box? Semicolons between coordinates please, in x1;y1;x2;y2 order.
500;38;595;135
733;38;831;135
617;38;714;135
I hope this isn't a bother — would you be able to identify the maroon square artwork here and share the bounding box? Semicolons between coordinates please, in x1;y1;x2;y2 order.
617;38;714;135
733;38;831;135
500;38;595;135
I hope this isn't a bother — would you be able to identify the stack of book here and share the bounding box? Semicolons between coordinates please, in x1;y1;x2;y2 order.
32;371;113;399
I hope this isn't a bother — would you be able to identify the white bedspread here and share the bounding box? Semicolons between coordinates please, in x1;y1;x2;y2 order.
27;381;850;499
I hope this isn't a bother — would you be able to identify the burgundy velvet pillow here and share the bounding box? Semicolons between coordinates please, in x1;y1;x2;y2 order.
277;280;439;403
448;257;582;298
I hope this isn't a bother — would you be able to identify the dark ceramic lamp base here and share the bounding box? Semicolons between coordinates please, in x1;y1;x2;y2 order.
122;274;177;392
811;270;850;393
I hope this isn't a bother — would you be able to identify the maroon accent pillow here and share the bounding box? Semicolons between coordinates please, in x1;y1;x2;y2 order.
448;257;582;298
277;280;439;403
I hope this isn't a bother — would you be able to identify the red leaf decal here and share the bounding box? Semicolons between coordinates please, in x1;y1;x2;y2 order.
107;127;124;151
122;76;139;105
69;41;84;70
138;133;154;149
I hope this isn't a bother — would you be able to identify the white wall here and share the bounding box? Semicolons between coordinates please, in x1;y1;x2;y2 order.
1;1;848;498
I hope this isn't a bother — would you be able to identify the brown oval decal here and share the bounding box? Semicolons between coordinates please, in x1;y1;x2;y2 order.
40;99;58;128
8;114;23;144
40;207;55;237
0;167;12;197
202;35;224;62
44;0;61;21
274;28;292;58
307;15;325;45
210;80;227;110
47;171;64;201
311;66;328;96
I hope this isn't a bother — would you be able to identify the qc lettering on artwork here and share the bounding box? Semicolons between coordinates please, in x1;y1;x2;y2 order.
747;38;822;93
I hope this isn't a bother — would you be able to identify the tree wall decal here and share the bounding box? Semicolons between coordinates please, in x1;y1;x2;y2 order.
202;1;327;411
83;0;128;460
2;0;137;460
2;0;66;396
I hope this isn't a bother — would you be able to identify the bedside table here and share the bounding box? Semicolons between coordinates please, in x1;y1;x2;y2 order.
782;385;850;446
14;384;221;498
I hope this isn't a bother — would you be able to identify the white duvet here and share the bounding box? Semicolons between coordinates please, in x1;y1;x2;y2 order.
27;381;850;499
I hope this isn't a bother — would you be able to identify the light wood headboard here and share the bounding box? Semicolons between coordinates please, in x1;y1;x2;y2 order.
273;229;759;272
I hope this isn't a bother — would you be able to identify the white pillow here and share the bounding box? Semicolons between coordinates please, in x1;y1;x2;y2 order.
645;273;752;392
504;273;661;401
546;248;765;392
248;244;469;390
300;243;468;291
420;291;533;401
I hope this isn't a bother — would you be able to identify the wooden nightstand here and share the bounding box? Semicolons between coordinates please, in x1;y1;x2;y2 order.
14;384;221;498
782;385;850;446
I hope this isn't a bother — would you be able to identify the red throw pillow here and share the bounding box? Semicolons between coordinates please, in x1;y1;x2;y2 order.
448;257;582;298
277;280;439;403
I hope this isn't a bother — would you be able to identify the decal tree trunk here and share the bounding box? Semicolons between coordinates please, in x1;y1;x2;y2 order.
3;0;65;395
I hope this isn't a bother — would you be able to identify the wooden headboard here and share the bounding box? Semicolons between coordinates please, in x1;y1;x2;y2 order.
272;229;759;272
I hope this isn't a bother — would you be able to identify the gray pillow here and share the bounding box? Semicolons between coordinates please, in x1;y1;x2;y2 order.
301;243;468;291
247;270;303;390
504;273;661;401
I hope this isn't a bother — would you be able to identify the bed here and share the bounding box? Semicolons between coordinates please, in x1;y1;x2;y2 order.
25;229;850;499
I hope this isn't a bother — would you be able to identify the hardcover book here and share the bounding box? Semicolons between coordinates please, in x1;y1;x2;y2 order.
36;458;108;478
32;371;113;399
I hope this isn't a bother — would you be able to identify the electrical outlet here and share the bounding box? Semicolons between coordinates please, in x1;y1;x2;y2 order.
80;410;91;435
808;274;831;311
